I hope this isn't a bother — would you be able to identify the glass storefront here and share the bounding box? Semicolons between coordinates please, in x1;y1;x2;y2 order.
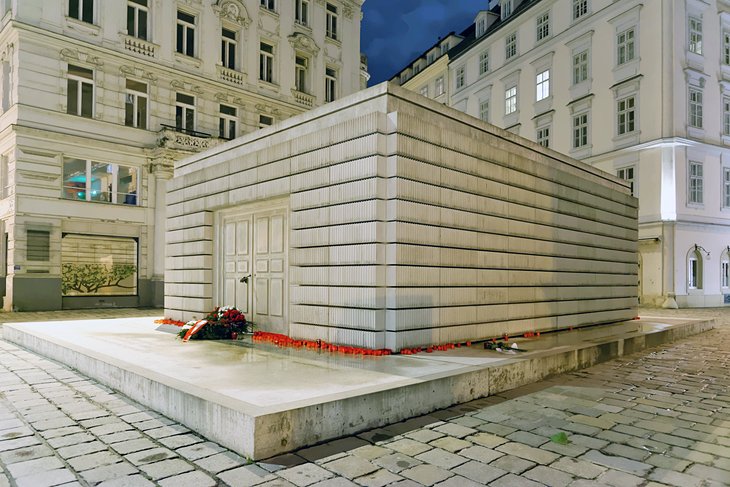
61;234;137;296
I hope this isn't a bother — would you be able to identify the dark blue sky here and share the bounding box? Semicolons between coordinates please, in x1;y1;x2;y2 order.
361;0;485;85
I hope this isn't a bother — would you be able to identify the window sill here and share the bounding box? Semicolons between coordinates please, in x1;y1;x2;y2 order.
174;52;202;68
260;7;279;18
686;50;704;71
65;16;101;36
612;130;641;148
721;63;730;82
723;134;730;146
325;36;342;47
503;112;519;127
569;79;591;100
293;21;312;32
570;145;593;159
534;96;553;114
613;58;641;81
258;79;279;91
687;125;705;140
60;197;141;208
686;202;705;209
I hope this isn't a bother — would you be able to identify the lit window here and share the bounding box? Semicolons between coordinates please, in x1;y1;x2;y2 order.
573;0;588;20
536;12;550;41
176;11;195;57
573;49;588;84
505;32;517;60
221;28;237;70
689;16;702;55
67;65;93;118
435;76;444;96
69;0;93;23
124;79;147;129
295;0;309;25
689;161;703;204
689;88;703;129
617;166;635;195
537;126;550;147
536;69;550;101
479;100;489;122
505;86;517;115
259;42;274;83
175;92;195;131
325;67;337;102
573;112;588;148
479;51;489;75
62;158;139;206
724;167;730;207
219;104;237;140
617;95;635;135
456;67;465;90
127;0;148;40
326;3;338;40
617;27;635;65
260;0;275;11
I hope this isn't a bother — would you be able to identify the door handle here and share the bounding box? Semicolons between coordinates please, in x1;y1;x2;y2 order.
239;274;251;283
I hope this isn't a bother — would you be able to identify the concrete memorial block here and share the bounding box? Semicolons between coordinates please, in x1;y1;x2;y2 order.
166;82;638;351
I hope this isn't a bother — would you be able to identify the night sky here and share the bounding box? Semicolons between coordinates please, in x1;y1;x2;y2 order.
361;0;485;85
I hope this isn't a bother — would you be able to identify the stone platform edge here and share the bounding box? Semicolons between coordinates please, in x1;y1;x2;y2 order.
1;317;714;460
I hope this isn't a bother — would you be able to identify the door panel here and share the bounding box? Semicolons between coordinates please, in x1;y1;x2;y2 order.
222;216;251;314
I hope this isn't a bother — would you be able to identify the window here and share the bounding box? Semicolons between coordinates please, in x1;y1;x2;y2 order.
476;18;486;37
573;0;588;20
259;114;273;128
505;86;517;115
219;104;237;140
536;12;550;41
617;166;635;195
688;248;702;289
176;11;195;57
325;67;337;102
724;32;730;65
689;161;703;204
67;65;93;118
175;93;195;131
573;113;588;148
455;67;465;90
124;79;147;129
259;42;274;83
724;167;730;207
62;158;139;205
617;95;635;135
295;56;308;92
573;50;588;85
440;43;449;56
0;155;9;199
295;0;309;25
326;3;338;40
501;0;513;19
27;230;50;262
69;0;93;23
724;98;730;136
420;85;429;97
427;52;435;64
689;88;703;129
260;0;275;10
537;126;550;147
689;16;702;55
61;235;138;296
435;76;444;96
505;32;517;60
617;27;635;65
536;69;550;101
221;28;237;70
479;51;489;75
479;100;489;122
127;0;148;40
722;256;729;288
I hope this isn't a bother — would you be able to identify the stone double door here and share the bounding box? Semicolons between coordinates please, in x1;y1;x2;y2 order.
220;205;287;334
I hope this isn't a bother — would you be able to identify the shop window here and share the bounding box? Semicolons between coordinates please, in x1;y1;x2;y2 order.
61;234;137;296
62;158;138;205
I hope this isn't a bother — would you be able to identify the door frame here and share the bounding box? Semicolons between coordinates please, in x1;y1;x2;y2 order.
214;197;290;324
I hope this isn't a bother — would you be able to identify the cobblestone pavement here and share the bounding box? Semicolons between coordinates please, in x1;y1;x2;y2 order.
0;308;727;486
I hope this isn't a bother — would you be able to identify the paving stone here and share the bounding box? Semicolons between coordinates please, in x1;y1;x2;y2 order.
31;417;75;431
466;432;508;448
308;478;358;486
110;438;158;455
404;429;443;443
694;441;730;459
47;432;95;448
6;455;64;478
80;462;139;484
432;475;485;487
648;468;704;487
194;450;246;474
596;469;644;487
176;441;225;461
89;422;134;437
489;454;536;474
540;440;588;457
684;464;730;483
667;446;715;464
278;463;335;486
477;423;518;436
413;448;467;470
68;451;123;471
145;424;190;439
351;468;402;487
399;464;452;486
96;474;155;486
158;433;204;450
0;435;40;452
385;438;431;457
39;427;83;440
579;450;651;476
124;447;177;466
155;469;217;487
350;445;391;461
489;472;544;487
428;436;471;453
507;431;549;447
14;468;76;487
217;465;277;487
139;458;194;480
496;441;559;465
432;423;476;438
322;455;378;478
603;442;651;461
57;440;108;459
458;445;503;464
522;465;573;487
568;434;609;450
550;456;605;479
373;453;422;473
645;454;691;471
98;430;144;445
0;444;53;464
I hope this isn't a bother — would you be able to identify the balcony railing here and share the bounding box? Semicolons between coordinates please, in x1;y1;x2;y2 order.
292;89;315;108
123;35;157;58
217;65;246;86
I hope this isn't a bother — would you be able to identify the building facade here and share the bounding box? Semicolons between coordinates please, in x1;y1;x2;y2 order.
0;0;364;311
395;0;730;308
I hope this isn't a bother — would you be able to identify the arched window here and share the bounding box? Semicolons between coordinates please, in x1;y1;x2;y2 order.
688;247;703;290
722;249;730;290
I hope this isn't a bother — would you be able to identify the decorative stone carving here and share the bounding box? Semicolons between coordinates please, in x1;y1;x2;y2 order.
255;103;281;116
148;157;174;180
157;128;219;153
60;48;79;62
288;32;320;55
343;5;353;19
214;0;251;28
170;79;203;94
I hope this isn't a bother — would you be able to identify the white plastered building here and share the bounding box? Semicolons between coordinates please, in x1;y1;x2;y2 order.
0;0;365;310
395;0;730;308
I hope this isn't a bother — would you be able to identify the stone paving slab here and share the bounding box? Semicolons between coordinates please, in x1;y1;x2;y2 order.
0;307;725;486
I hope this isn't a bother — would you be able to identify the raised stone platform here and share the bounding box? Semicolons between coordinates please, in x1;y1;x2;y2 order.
2;315;713;460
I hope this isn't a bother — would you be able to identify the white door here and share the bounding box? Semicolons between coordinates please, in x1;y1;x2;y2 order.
221;207;287;334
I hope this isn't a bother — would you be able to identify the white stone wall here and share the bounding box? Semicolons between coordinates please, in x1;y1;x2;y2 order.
167;83;638;350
